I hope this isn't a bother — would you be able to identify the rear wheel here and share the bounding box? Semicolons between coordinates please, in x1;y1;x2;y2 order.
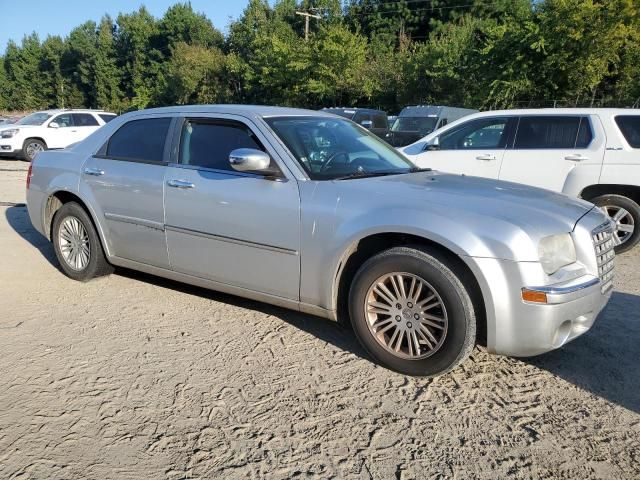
592;194;640;254
348;246;476;377
52;202;113;281
22;138;46;162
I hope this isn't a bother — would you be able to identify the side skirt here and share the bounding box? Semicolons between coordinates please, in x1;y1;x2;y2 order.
108;255;338;322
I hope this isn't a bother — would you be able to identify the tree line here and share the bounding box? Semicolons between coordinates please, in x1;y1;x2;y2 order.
0;0;639;114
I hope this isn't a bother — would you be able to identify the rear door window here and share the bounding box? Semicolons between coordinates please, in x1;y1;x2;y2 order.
514;116;591;149
106;117;171;163
179;120;265;172
72;113;99;127
615;116;640;148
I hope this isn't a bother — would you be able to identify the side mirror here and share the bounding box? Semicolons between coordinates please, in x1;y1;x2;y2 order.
424;137;440;151
229;148;273;174
49;122;59;129
360;119;373;130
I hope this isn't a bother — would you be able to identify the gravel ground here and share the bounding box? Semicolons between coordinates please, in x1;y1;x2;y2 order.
0;159;638;479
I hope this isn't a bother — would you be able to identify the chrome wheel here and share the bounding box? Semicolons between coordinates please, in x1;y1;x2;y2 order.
58;216;91;271
25;141;44;160
603;205;635;246
365;272;448;360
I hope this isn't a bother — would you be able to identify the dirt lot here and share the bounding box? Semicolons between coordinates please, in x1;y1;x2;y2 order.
0;159;638;479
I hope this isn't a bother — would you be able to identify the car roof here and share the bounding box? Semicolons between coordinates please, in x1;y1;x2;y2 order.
322;107;386;115
126;104;334;119
466;108;640;117
34;109;116;115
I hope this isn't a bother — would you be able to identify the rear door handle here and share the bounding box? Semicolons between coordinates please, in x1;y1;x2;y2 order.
83;167;104;176
167;179;195;189
476;154;496;161
565;154;589;162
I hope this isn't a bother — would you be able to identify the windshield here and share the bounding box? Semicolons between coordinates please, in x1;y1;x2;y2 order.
265;116;415;180
16;112;52;126
391;117;438;135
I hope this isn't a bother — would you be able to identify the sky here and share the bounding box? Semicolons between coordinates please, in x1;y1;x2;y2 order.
0;0;253;53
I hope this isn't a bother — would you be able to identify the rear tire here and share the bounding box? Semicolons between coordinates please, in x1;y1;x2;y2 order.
52;202;114;281
591;194;639;254
348;246;476;377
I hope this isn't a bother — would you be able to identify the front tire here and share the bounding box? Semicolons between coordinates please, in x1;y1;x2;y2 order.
52;202;113;281
348;246;476;377
22;138;46;162
592;194;639;254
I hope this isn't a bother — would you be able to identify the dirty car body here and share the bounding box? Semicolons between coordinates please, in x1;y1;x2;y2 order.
26;105;614;376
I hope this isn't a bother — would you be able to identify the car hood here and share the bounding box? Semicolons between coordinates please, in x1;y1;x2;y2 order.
0;124;35;131
329;171;595;259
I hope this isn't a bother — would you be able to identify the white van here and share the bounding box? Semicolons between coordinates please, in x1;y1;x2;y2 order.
402;109;640;252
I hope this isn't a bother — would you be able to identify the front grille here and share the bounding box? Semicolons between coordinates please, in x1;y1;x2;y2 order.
592;222;615;293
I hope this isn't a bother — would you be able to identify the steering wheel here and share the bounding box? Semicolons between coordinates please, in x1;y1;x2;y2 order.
320;151;350;172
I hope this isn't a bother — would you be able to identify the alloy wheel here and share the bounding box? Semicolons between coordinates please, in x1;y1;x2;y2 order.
58;216;91;271
602;205;635;246
364;272;448;360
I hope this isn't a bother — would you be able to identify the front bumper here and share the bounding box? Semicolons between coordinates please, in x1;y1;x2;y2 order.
0;138;21;155
469;257;612;357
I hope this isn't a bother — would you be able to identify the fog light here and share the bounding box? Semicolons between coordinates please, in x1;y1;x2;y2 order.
521;289;548;303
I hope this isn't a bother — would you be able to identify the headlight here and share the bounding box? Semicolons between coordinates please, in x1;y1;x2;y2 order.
0;129;19;138
538;233;577;275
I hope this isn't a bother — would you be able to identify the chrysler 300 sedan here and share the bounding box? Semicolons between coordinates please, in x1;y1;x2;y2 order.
26;105;615;376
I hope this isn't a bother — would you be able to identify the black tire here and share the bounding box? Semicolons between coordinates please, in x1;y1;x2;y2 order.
52;202;114;281
591;194;640;254
21;138;46;162
348;246;476;377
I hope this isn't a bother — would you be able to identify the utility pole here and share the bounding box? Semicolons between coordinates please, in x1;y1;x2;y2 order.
295;10;321;41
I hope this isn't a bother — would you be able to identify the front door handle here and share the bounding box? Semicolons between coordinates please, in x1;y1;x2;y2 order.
84;167;104;176
476;154;496;161
565;154;589;162
167;179;195;189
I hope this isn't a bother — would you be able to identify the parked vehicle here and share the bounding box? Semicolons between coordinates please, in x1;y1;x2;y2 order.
27;105;614;376
0;116;20;126
402;109;640;253
0;109;117;161
390;105;478;147
322;107;390;140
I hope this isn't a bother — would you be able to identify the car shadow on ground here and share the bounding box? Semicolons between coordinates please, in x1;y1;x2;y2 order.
5;205;58;267
526;291;640;413
6;205;639;411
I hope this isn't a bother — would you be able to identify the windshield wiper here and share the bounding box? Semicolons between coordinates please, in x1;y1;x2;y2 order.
333;170;405;181
408;167;432;173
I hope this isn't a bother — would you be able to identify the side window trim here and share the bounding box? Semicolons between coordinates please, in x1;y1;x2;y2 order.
173;116;285;179
95;116;174;165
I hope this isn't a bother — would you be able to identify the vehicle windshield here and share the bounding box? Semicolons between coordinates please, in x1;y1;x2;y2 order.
265;116;415;180
391;117;438;135
16;112;52;126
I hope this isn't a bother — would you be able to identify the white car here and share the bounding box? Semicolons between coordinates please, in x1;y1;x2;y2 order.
0;109;117;162
402;108;640;253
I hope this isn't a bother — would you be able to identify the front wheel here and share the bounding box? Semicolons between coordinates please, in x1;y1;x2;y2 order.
592;194;639;254
22;138;46;162
52;202;114;281
348;246;476;377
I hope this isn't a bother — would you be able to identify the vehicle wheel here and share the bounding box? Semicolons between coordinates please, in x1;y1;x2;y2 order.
52;202;113;281
22;138;46;162
349;246;476;377
592;194;640;254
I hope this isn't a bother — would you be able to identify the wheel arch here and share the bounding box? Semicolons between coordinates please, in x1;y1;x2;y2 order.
333;232;488;346
23;136;48;148
580;184;640;205
44;190;111;256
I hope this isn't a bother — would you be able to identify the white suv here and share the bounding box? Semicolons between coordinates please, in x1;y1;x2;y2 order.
0;109;117;162
402;109;640;253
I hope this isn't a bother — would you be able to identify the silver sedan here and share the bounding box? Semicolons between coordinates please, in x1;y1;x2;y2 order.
26;105;614;376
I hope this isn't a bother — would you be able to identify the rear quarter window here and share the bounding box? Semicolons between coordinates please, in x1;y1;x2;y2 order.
99;114;117;124
615;116;640;148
